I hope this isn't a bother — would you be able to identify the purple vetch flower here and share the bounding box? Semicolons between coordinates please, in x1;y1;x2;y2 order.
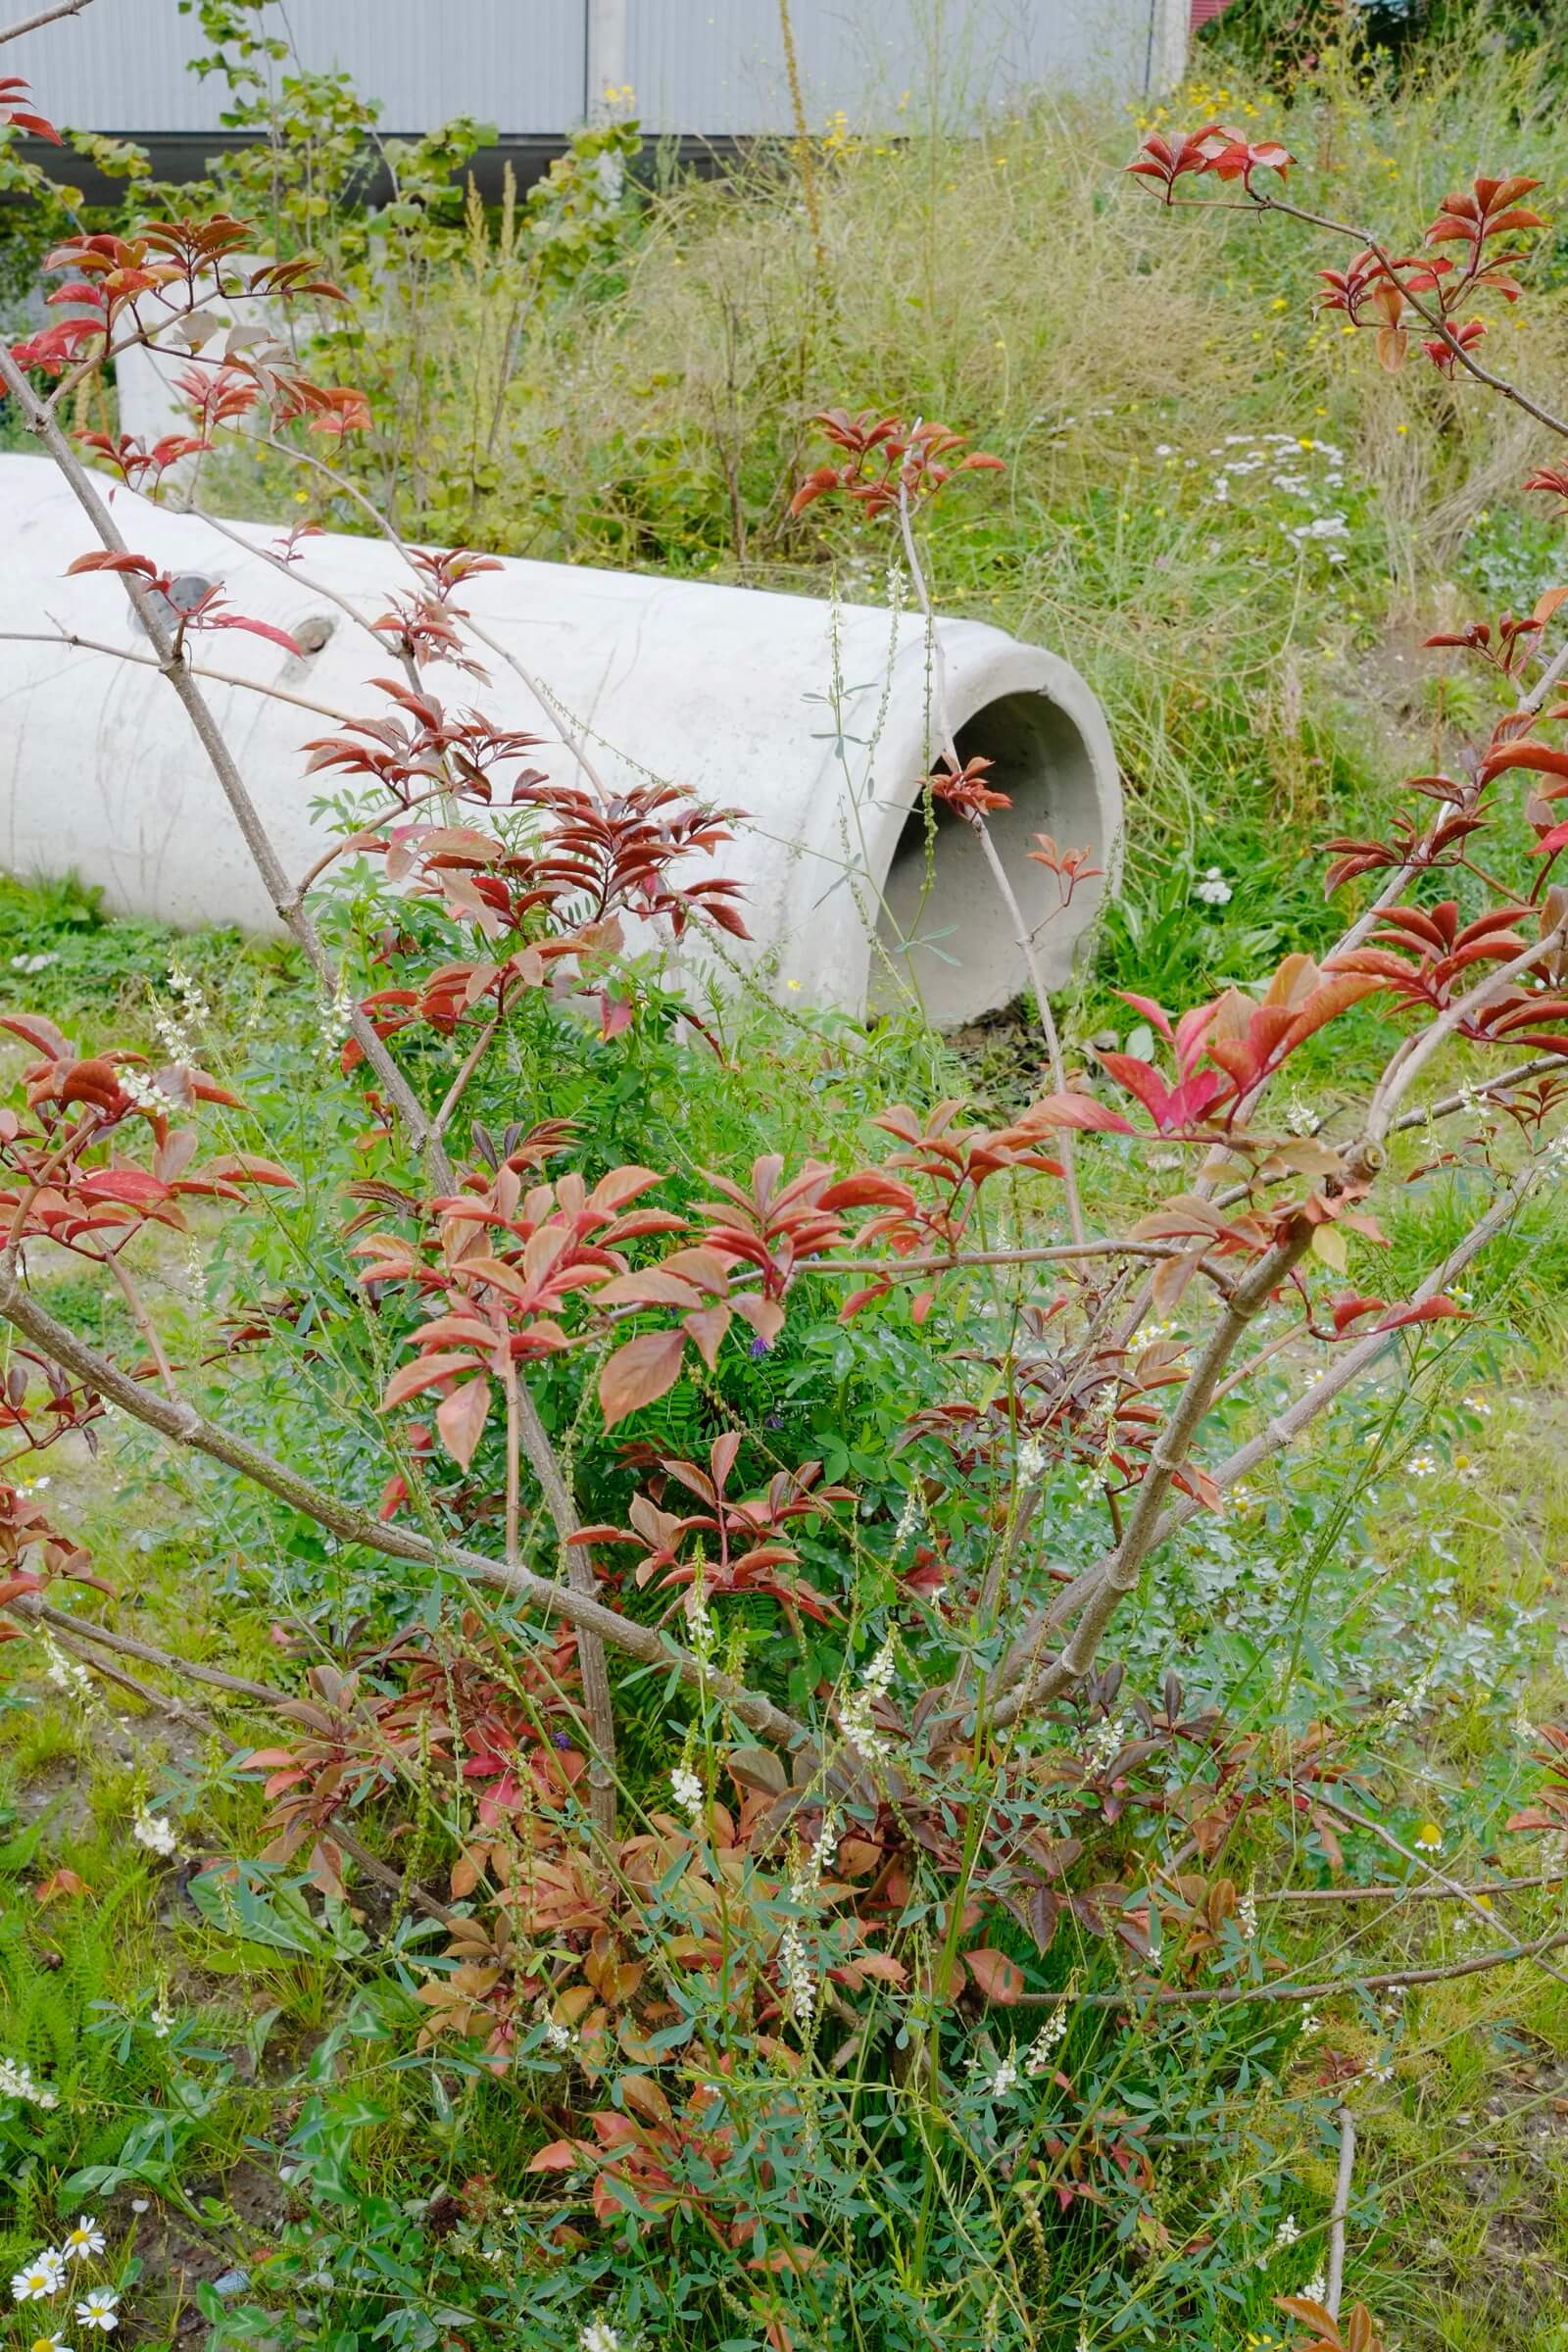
750;1335;771;1359
553;1731;572;1750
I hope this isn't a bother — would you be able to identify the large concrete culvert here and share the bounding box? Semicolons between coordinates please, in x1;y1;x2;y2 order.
0;454;1121;1021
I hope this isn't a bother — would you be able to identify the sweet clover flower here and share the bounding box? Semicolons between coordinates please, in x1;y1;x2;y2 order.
131;1807;179;1858
0;2057;60;2110
839;1641;895;1761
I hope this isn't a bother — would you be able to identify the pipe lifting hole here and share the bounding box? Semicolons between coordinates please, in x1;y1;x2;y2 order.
871;689;1105;1029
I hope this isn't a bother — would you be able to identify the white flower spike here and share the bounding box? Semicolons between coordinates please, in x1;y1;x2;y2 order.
131;1806;179;1858
0;2057;60;2110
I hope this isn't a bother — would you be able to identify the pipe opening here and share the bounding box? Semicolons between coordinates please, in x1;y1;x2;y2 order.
871;687;1107;1028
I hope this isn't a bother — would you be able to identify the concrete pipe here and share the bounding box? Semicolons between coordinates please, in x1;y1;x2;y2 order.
0;454;1121;1024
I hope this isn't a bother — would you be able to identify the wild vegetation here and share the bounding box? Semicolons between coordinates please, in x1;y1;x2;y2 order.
3;6;1568;2352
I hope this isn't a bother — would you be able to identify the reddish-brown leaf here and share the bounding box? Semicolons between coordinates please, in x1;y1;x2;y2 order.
964;1946;1027;2003
436;1376;491;1471
599;1329;687;1427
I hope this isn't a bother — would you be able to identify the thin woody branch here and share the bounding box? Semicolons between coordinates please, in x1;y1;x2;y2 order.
997;1222;1316;1717
0;343;439;1163
249;429;621;798
0;342;622;1821
897;461;1087;1246
0;0;92;42
1253;190;1568;444
1364;912;1568;1146
0;629;359;726
29;1598;284;1701
0;1254;808;1753
1011;1922;1568;2006
987;1153;1542;1732
1316;1788;1568;1994
1325;2105;1356;2321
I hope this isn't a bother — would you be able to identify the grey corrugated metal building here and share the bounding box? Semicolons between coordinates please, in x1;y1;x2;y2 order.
20;2;1192;166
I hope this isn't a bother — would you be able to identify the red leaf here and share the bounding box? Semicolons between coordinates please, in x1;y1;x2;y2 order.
202;612;305;657
682;1303;731;1370
1482;740;1568;788
599;1329;687;1427
76;1169;169;1206
1371;1298;1467;1333
381;1350;480;1410
1276;2295;1340;2335
0;1012;69;1059
588;1165;665;1213
732;1294;786;1346
815;1172;918;1211
436;1376;491;1471
1023;1092;1136;1135
964;1946;1027;2003
1114;990;1175;1042
34;1868;91;1905
1098;1052;1175;1125
595;1269;704;1309
599;991;634;1041
65;550;159;578
201;1152;298;1189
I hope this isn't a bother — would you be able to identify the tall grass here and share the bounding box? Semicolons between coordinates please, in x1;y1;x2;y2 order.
190;23;1568;997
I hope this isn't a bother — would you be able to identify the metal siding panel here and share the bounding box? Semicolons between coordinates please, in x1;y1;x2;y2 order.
15;0;1156;139
20;6;214;132
15;1;586;134
626;0;789;137
277;2;586;133
627;1;1156;133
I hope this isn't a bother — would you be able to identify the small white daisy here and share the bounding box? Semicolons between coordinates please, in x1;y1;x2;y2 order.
75;2285;121;2331
62;2215;105;2261
12;2250;65;2303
